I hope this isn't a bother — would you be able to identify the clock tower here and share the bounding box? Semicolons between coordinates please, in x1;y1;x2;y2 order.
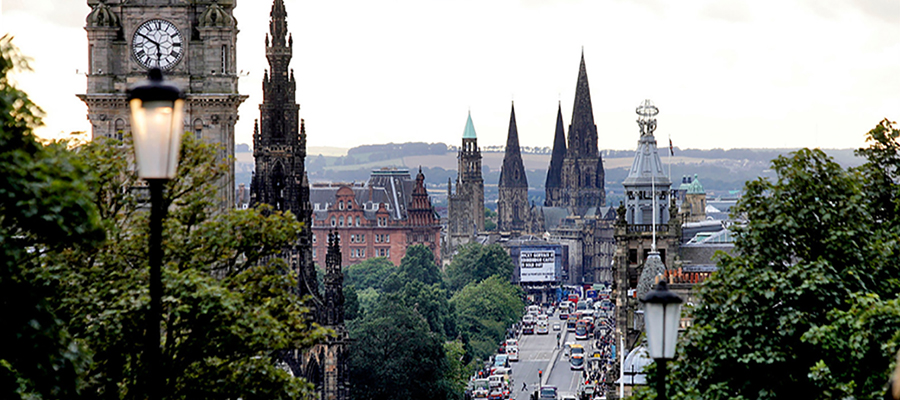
78;0;248;209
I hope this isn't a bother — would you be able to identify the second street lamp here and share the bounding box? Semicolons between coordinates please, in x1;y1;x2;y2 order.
127;67;185;399
640;279;683;400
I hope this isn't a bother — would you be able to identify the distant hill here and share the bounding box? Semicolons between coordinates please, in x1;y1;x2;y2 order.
235;142;863;209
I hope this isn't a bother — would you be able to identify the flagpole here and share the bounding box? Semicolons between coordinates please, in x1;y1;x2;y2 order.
668;134;672;182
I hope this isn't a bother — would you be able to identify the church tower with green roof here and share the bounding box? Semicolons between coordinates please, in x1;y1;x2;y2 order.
447;112;484;252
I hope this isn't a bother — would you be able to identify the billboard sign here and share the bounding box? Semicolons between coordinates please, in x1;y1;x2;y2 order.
519;248;558;282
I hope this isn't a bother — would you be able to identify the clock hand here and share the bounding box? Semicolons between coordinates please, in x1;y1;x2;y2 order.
137;32;160;47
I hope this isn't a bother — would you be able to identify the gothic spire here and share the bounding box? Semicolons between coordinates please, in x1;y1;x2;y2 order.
463;111;477;139
567;51;598;158
500;103;528;189
269;0;288;47
324;231;344;326
545;103;567;191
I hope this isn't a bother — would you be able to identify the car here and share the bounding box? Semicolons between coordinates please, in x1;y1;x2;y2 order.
536;321;549;334
493;354;509;369
552;322;561;331
506;338;519;348
488;388;504;400
523;314;535;324
537;385;558;400
507;346;519;361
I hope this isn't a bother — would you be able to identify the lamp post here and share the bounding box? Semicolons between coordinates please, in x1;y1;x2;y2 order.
640;280;683;400
127;67;185;399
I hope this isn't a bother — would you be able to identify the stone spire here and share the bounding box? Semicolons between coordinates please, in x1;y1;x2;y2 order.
622;100;671;225
324;231;344;327
500;103;527;189
269;0;288;47
567;51;598;158
408;167;439;227
544;103;567;206
498;103;530;233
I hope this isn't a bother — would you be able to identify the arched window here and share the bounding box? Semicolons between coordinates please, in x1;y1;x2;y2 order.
339;201;344;210
356;216;360;226
331;217;336;227
339;216;344;227
114;119;125;141
193;119;203;140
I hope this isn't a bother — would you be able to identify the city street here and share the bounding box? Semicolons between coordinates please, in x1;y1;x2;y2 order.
509;321;585;399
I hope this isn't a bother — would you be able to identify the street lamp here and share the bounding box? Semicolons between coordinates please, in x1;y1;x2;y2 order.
127;67;185;399
640;279;683;400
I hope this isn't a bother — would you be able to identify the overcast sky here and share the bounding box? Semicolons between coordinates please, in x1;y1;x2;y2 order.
2;0;898;151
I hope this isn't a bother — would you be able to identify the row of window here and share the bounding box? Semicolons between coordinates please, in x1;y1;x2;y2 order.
350;234;365;243
330;216;363;227
374;234;390;243
313;202;391;212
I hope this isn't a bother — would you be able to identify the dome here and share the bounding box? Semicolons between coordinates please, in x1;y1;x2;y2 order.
86;1;119;28
199;1;235;28
687;174;705;194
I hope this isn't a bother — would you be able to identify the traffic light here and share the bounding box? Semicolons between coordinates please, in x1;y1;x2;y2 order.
538;369;543;380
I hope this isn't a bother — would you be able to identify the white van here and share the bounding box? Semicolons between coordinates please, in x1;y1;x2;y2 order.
528;305;541;315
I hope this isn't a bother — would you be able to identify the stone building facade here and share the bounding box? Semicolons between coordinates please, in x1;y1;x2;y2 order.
310;169;442;267
78;0;246;209
447;112;485;252
248;2;348;399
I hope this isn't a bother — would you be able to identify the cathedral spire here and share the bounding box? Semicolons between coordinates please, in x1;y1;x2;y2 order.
545;103;567;201
463;111;477;139
500;102;527;189
567;51;597;158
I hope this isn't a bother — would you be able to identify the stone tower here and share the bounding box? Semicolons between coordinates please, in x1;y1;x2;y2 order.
447;112;484;251
549;52;606;212
249;2;349;399
498;103;530;234
249;0;317;302
78;0;247;209
544;103;567;206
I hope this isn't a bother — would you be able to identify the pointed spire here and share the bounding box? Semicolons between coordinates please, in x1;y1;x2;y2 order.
567;51;598;158
269;0;288;47
545;103;567;190
463;111;477;139
499;102;527;189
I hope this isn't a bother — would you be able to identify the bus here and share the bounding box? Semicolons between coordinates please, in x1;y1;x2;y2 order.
574;320;589;340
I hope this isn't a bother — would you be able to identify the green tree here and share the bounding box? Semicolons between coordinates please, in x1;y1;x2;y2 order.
445;243;514;292
343;256;395;292
390;281;456;339
396;244;443;286
344;286;360;321
349;297;456;400
49;134;327;399
0;35;105;400
451;276;524;360
634;120;900;400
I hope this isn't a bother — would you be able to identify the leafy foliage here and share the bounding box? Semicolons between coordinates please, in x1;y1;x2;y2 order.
47;136;329;400
348;297;457;400
451;275;524;360
633;119;900;400
0;34;104;400
445;243;515;292
343;257;395;292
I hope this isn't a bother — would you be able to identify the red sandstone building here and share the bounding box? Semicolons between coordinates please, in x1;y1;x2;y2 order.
310;168;441;267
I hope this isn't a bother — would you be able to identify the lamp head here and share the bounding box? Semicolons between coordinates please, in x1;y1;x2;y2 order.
127;68;186;180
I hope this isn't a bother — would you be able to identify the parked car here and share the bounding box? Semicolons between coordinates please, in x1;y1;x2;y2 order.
507;346;519;361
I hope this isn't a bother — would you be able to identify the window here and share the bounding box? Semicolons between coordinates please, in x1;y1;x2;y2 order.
331;218;336;227
193;119;203;140
312;234;317;244
628;249;638;265
375;234;381;243
339;216;344;227
114;119;126;141
313;248;317;258
359;234;365;243
221;45;227;73
356;216;360;226
360;248;365;257
339;201;344;210
350;234;355;243
385;234;390;243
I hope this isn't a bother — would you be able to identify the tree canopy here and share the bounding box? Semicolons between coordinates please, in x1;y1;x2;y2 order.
635;119;900;400
451;275;524;360
343;256;395;292
445;243;515;292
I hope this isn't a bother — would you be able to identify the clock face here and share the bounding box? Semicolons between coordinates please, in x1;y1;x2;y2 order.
132;19;184;70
